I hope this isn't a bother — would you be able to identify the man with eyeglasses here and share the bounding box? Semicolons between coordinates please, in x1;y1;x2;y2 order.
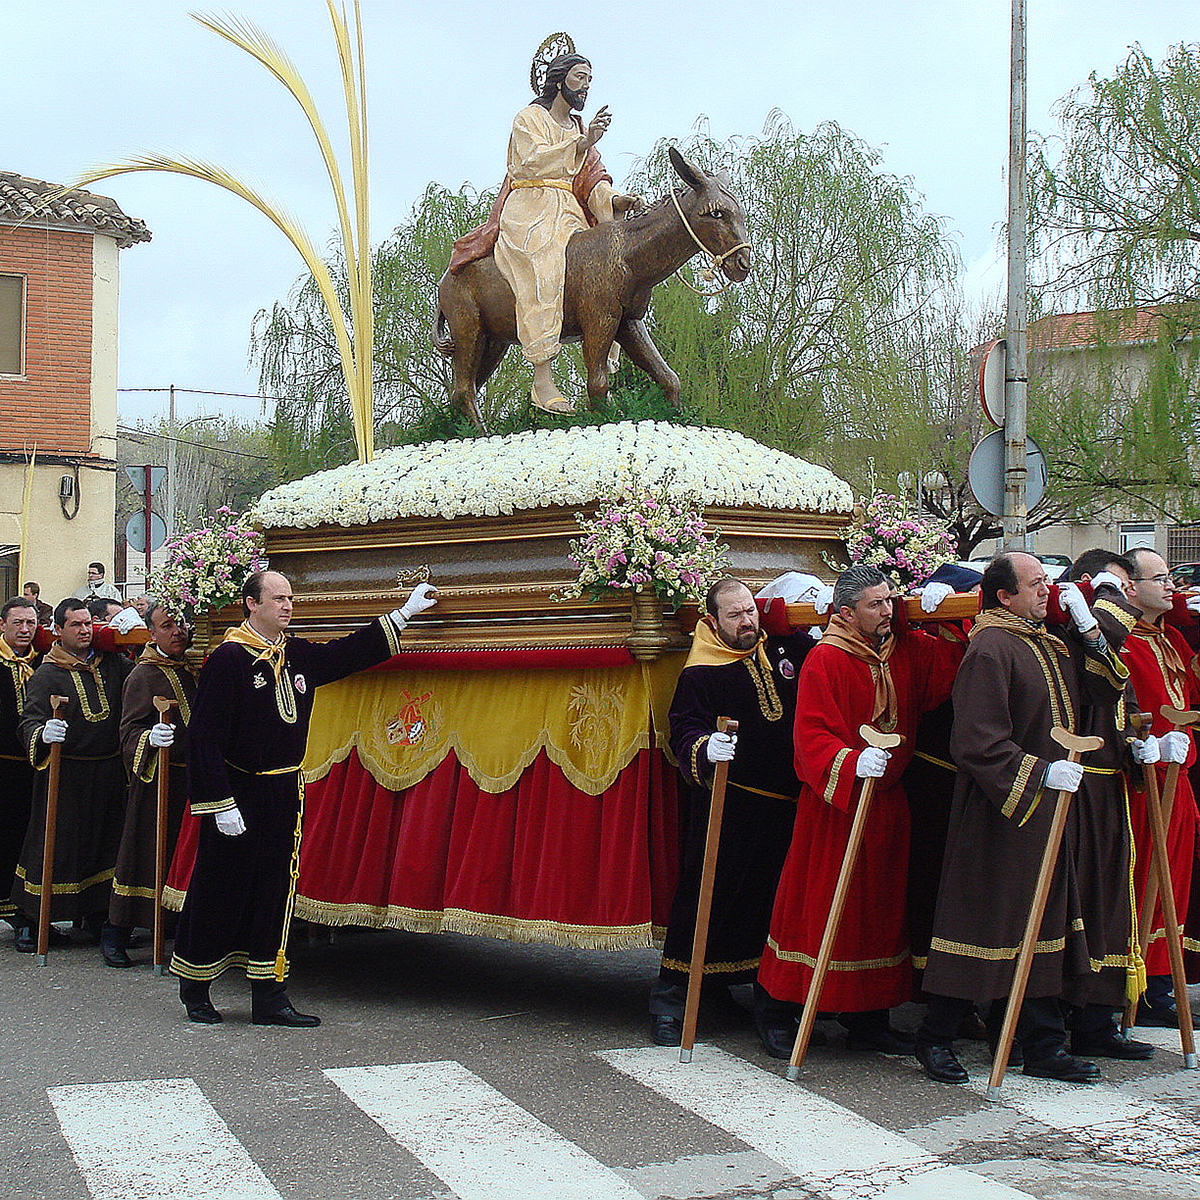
1119;547;1200;1027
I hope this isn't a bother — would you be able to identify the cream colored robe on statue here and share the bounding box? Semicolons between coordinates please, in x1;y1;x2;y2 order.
494;104;617;365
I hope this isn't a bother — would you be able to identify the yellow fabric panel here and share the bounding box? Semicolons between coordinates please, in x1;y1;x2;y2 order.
302;655;688;796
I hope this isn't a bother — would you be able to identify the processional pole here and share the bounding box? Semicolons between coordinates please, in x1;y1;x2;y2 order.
1003;0;1030;551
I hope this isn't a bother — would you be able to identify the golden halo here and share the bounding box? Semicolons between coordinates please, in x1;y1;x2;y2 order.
530;32;576;94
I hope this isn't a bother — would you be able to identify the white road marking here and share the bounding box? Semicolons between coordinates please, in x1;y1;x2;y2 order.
600;1044;1033;1200
963;1053;1200;1167
48;1077;281;1200
325;1061;645;1200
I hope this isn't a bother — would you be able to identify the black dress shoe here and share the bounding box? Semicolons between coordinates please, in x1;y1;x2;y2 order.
252;1002;321;1028
13;925;35;953
1070;1030;1155;1061
915;1041;969;1084
649;1014;683;1046
844;1025;916;1055
1022;1049;1101;1083
1136;997;1179;1028
185;1000;224;1024
100;923;134;968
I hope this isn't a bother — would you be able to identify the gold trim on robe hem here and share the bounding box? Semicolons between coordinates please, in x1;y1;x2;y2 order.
169;950;285;981
929;916;1087;962
15;864;114;894
765;936;910;972
660;955;762;975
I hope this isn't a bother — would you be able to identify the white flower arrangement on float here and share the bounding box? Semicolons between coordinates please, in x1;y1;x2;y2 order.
251;421;854;529
554;474;731;610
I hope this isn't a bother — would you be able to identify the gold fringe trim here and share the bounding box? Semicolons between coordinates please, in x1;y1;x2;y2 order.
168;950;286;981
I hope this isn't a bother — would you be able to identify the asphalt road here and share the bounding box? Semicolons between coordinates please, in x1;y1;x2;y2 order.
3;922;1198;1200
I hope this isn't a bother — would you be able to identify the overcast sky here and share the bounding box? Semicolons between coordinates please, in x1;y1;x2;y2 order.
2;1;1189;426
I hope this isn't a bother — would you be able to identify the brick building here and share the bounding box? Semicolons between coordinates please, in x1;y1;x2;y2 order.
0;173;150;604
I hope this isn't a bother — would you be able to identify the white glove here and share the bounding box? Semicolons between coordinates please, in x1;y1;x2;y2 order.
214;805;246;836
109;607;146;634
148;722;175;749
40;718;67;744
813;584;835;615
1158;731;1191;764
390;582;440;629
1089;570;1125;594
755;572;824;603
705;731;737;763
919;581;954;613
855;746;890;778
1186;594;1200;615
1045;759;1084;792
1057;582;1098;634
1130;737;1160;765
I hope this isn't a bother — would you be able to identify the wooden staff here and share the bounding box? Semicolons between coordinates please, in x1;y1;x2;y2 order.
986;727;1103;1099
35;695;69;966
680;716;739;1064
785;724;905;1080
152;696;178;976
1122;706;1199;1064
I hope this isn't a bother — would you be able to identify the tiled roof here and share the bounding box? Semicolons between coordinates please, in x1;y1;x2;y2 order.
0;172;150;248
1029;307;1175;351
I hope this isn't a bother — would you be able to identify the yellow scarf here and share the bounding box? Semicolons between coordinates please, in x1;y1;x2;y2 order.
223;621;287;681
684;617;766;669
819;613;897;728
968;607;1070;655
0;636;37;686
137;641;200;677
47;642;102;679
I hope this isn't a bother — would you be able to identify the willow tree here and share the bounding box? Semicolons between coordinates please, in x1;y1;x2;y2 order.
1030;42;1200;312
623;113;959;457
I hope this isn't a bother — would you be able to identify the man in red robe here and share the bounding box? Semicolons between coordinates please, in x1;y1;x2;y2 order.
755;564;963;1056
1119;547;1200;1026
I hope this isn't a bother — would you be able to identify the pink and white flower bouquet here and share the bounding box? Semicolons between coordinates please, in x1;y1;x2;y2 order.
150;506;265;620
841;492;955;589
557;482;730;610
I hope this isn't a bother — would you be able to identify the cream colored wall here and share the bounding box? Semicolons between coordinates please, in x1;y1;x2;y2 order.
0;460;116;606
90;234;119;462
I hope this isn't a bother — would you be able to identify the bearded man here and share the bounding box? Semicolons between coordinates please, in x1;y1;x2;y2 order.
756;564;963;1057
650;576;813;1047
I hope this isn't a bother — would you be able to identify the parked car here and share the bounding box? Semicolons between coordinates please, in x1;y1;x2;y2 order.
1171;563;1200;588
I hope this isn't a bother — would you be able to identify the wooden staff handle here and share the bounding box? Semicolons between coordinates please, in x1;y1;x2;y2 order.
784;592;979;629
152;697;177;976
680;717;739;1064
986;727;1103;1098
786;724;905;1080
35;695;69;966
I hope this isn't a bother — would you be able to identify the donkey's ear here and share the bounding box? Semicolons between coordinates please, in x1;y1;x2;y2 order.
668;146;706;192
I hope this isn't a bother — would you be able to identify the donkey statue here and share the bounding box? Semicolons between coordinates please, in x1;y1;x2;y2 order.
433;147;751;430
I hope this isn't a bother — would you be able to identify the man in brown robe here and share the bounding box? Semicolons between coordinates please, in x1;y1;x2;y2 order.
105;600;197;966
915;552;1137;1085
12;598;133;949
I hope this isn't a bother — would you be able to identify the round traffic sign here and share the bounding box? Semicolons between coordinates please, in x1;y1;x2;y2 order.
126;511;167;553
968;430;1047;517
978;338;1006;426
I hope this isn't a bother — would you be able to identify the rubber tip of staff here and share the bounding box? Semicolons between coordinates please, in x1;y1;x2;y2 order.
785;1064;800;1082
985;1085;1002;1101
678;1047;692;1064
1185;1052;1198;1069
36;954;47;966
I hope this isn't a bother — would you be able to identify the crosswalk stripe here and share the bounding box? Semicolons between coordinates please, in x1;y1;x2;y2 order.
324;1062;645;1200
47;1077;281;1200
600;1044;1033;1200
960;1051;1198;1165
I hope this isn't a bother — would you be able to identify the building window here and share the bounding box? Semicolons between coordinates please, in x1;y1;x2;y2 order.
1119;522;1156;555
0;274;24;376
